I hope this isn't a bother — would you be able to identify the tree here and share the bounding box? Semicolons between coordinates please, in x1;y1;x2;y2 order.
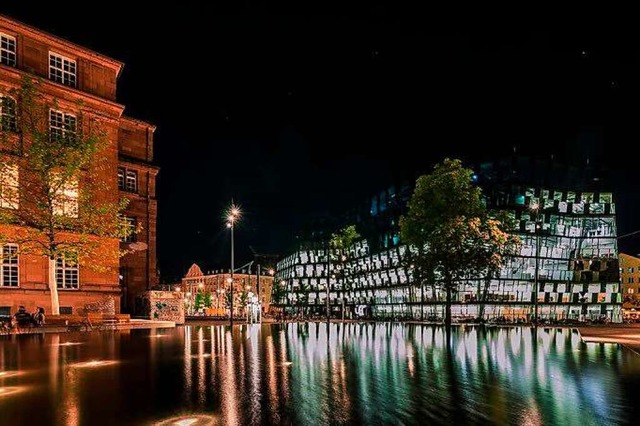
203;290;213;309
194;292;204;312
329;225;361;319
239;290;249;315
271;280;287;305
0;77;135;315
399;158;520;326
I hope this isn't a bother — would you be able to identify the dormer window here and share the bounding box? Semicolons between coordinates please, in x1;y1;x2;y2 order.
0;33;16;67
49;52;76;87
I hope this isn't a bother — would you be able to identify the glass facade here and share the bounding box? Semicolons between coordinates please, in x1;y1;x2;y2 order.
274;185;622;323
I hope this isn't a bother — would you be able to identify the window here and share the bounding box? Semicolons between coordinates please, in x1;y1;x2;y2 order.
0;95;17;131
121;216;137;242
0;33;16;67
56;253;79;289
52;173;78;217
126;170;138;192
629;288;635;294
629;277;634;284
0;163;19;209
49;52;76;87
118;167;137;192
49;110;76;141
1;244;18;287
117;167;125;190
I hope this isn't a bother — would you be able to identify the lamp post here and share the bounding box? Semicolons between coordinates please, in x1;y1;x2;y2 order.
226;203;241;326
530;201;541;325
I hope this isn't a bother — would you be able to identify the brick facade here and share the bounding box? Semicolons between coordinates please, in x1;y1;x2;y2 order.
0;15;158;316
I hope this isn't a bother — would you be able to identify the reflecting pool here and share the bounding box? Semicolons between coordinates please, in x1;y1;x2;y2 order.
1;323;639;425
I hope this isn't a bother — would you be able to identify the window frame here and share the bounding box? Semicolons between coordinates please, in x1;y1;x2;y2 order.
49;109;77;142
0;33;16;67
125;169;138;193
51;171;79;218
117;167;125;190
0;94;17;132
0;162;19;209
48;51;77;87
121;216;137;243
56;253;79;290
0;244;19;287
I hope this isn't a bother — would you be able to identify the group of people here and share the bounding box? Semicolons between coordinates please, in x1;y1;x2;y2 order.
12;305;46;328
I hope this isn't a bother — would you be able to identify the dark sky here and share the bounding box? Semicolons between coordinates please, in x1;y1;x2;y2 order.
3;3;640;281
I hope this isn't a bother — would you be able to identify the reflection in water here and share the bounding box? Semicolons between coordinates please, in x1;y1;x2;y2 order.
154;414;217;425
0;324;638;425
68;360;118;369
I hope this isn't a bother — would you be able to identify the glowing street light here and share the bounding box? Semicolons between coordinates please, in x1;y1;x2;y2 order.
530;201;542;325
226;202;241;325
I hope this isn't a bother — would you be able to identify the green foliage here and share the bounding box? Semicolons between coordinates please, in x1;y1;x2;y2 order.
203;291;213;308
194;292;204;311
271;281;287;304
329;224;361;290
329;224;360;253
239;290;249;307
399;158;521;324
0;76;134;263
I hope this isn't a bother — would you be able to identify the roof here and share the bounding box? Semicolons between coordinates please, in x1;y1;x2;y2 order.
0;14;124;78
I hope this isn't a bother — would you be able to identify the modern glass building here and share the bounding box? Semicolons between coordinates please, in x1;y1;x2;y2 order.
273;157;622;323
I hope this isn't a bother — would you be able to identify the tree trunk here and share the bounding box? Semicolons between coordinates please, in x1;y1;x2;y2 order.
445;284;452;327
48;256;60;315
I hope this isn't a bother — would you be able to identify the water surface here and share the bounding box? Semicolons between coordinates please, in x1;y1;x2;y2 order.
1;323;638;425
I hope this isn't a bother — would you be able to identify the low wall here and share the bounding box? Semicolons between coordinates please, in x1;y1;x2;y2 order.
138;291;184;324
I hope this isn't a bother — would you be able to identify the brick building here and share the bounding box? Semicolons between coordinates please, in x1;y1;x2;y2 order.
0;15;157;315
620;253;640;305
181;264;273;316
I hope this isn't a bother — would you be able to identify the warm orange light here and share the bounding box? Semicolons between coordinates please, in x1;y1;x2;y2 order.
0;386;27;398
69;360;117;369
154;414;217;426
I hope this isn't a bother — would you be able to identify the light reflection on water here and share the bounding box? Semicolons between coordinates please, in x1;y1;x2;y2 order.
0;323;639;425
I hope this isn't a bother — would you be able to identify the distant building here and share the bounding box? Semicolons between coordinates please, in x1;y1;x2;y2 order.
0;15;158;315
620;253;640;306
274;156;622;323
181;264;273;316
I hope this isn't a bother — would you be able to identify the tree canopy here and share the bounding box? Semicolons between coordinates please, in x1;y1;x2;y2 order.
399;158;520;325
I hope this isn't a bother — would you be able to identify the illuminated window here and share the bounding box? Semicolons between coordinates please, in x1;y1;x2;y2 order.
49;52;76;87
0;33;16;67
52;172;78;217
126;170;137;192
56;253;79;289
629;288;635;294
0;95;17;131
117;167;125;190
49;109;76;141
0;163;19;209
0;244;18;287
121;216;137;243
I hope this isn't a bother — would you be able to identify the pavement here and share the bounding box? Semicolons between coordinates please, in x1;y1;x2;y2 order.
577;324;640;355
1;318;176;335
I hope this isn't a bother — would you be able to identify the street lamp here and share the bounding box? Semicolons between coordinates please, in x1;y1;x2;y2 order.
530;201;542;325
226;203;241;325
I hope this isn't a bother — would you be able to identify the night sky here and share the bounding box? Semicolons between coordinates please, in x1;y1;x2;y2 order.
2;4;639;282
